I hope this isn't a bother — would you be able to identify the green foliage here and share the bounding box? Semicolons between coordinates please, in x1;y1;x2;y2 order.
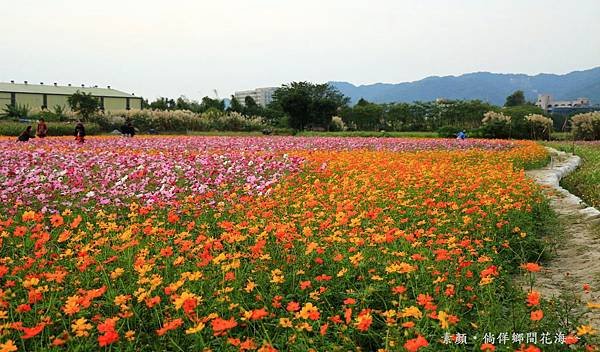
0;121;101;136
341;99;384;130
340;99;497;132
1;104;30;120
200;96;225;112
272;82;349;131
67;91;100;121
149;97;176;111
502;105;547;139
437;125;462;138
480;120;512;139
547;142;600;208
504;90;526;107
228;96;243;113
28;105;69;122
148;96;225;114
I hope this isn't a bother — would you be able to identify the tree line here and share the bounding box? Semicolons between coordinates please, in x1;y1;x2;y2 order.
145;85;546;135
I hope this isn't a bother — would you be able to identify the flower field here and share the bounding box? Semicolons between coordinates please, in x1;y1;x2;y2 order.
0;136;593;351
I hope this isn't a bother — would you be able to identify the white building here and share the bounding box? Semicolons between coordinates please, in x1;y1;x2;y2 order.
234;87;277;107
536;94;590;112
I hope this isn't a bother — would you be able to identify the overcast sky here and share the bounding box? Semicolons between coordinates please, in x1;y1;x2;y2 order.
2;0;599;101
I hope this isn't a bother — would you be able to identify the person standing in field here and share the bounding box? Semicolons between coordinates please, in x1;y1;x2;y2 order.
126;121;135;137
121;121;135;137
74;120;86;144
17;126;34;142
36;118;48;138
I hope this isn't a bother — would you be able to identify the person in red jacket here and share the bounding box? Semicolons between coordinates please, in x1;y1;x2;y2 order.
36;118;48;138
74;120;86;143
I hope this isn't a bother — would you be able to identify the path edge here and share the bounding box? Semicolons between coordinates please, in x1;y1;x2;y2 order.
531;147;600;223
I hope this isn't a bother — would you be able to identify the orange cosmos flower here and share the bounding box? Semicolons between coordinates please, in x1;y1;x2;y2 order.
249;308;268;321
22;210;36;222
530;309;543;321
145;296;161;308
480;343;495;351
49;214;64;228
343;298;356;305
319;323;329;336
286;301;300;312
70;215;82;229
211;317;238;336
526;291;540;307
297;303;320;320
565;335;579;344
156;318;183;336
356;310;372;331
13;226;27;237
515;344;541;352
98;331;119;347
0;340;17;352
404;335;429;352
21;323;45;339
520;263;541;272
167;211;180;224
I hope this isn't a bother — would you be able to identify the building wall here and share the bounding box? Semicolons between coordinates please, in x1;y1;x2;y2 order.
104;97;127;111
0;92;10;108
2;90;142;112
15;93;43;109
234;87;277;107
47;95;69;109
129;98;142;110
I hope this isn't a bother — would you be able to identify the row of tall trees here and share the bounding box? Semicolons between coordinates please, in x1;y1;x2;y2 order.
147;96;225;113
339;99;498;132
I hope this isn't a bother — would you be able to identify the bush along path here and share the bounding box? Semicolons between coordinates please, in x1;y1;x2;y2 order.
526;147;600;328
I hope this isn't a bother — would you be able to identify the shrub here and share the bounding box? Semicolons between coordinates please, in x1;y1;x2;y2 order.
437;125;462;138
502;105;546;139
330;116;347;132
525;114;553;140
88;110;268;133
481;111;512;139
571;112;600;140
1;104;30;120
29;106;70;122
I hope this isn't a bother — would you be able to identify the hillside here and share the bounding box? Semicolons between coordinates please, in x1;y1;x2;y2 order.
330;67;600;105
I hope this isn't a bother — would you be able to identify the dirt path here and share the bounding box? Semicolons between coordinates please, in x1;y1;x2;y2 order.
526;147;600;327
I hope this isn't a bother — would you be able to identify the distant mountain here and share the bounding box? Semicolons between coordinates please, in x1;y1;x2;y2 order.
330;67;600;106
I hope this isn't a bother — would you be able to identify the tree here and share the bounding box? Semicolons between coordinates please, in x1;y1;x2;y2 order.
228;96;243;113
149;97;176;111
200;97;225;112
176;96;192;111
341;99;383;131
272;82;349;131
67;91;99;121
243;96;261;116
502;105;546;139
505;90;526;107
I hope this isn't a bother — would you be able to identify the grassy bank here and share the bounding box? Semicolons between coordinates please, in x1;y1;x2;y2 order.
545;142;600;208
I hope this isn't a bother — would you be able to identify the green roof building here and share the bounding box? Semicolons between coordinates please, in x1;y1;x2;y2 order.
0;81;143;112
